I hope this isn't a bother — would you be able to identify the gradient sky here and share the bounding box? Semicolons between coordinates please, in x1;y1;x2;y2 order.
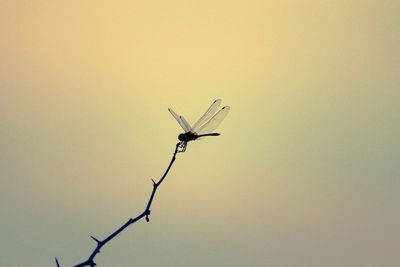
1;1;399;266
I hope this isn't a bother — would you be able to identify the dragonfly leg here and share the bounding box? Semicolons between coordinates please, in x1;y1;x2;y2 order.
177;141;186;153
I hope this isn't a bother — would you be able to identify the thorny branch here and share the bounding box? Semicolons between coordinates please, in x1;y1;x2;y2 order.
56;142;182;267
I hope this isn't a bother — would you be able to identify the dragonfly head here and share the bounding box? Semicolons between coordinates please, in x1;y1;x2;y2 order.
178;133;186;141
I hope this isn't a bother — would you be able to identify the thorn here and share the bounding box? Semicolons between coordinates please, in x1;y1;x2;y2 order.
90;236;100;243
145;210;151;222
151;178;156;185
55;257;60;267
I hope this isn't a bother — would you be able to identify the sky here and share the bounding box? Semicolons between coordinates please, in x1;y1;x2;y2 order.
1;1;399;266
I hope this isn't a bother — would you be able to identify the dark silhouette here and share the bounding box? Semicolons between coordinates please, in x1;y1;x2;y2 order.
56;99;230;266
56;142;181;267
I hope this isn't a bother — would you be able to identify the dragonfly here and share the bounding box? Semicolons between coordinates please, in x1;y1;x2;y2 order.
168;99;230;152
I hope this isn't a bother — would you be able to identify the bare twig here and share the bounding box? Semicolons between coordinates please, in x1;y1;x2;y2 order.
57;142;182;267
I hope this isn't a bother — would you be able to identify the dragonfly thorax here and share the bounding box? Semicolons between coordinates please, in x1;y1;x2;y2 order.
178;132;197;142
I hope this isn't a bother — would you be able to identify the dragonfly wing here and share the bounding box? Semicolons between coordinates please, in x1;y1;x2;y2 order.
192;99;221;132
179;116;192;132
168;108;189;132
197;106;230;134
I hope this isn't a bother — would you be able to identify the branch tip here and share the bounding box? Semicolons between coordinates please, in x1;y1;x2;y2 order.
55;257;60;267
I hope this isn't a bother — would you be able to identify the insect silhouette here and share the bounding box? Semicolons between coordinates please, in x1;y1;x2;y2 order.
168;99;230;152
